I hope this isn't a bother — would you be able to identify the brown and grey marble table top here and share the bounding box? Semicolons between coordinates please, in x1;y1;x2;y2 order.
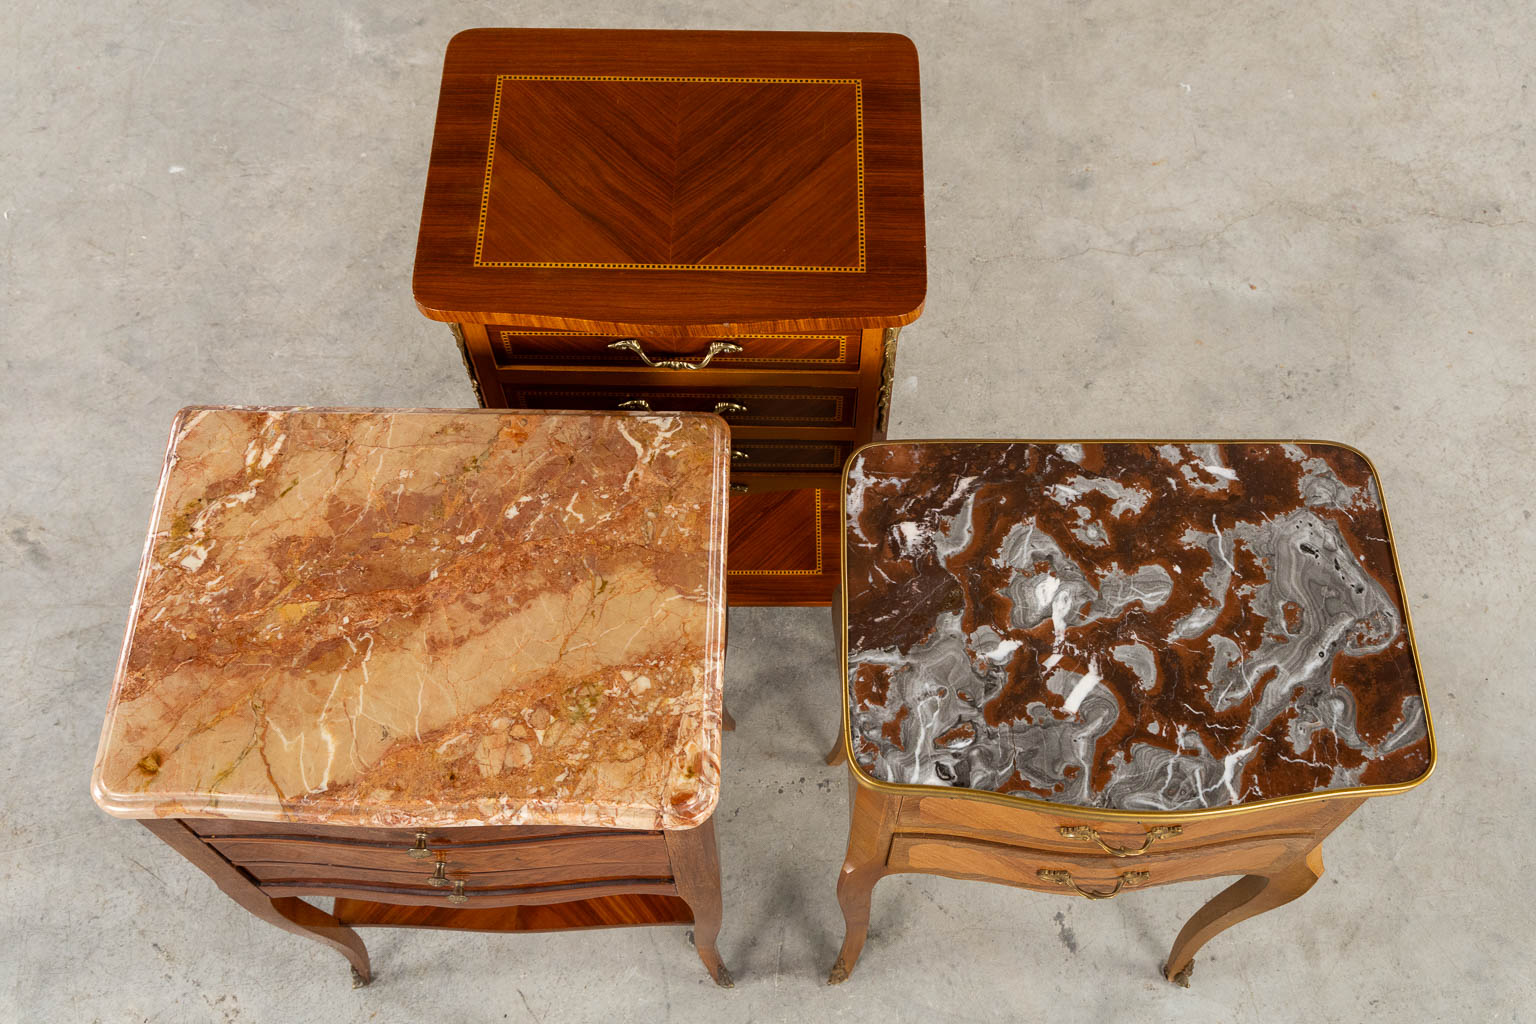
842;441;1434;813
92;407;729;830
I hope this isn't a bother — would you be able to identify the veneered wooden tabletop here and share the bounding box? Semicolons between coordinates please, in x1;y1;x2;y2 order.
413;29;926;333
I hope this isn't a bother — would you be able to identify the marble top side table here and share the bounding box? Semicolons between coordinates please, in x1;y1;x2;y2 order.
92;407;733;986
827;440;1435;985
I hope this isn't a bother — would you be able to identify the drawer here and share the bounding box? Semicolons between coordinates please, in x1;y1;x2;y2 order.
487;328;860;372
887;832;1305;896
212;831;671;882
897;794;1342;859
187;819;629;846
502;383;857;428
730;440;853;474
260;877;680;910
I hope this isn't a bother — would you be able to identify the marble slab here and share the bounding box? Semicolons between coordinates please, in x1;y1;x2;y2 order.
843;442;1433;812
93;407;729;830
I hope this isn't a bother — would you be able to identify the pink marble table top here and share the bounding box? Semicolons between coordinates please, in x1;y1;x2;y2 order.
92;407;729;830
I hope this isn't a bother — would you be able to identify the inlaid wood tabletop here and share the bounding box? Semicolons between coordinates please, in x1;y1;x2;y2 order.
841;441;1434;813
92;407;729;830
413;29;926;334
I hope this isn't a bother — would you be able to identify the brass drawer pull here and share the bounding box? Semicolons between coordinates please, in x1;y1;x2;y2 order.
427;861;451;888
1058;824;1181;857
1038;868;1149;900
447;880;468;904
608;338;742;370
729;483;749;494
617;399;653;411
407;832;433;860
713;401;747;415
731;450;749;461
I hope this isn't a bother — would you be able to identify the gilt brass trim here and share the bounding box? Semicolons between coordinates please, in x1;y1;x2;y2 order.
874;327;900;433
449;323;487;408
837;438;1439;825
1038;868;1149;900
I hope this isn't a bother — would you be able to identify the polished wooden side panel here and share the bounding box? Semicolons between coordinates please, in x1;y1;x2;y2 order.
334;893;694;932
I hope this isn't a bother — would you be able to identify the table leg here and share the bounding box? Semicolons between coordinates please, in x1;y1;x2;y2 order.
1162;844;1325;987
665;817;734;987
827;780;900;984
141;818;372;986
825;587;848;765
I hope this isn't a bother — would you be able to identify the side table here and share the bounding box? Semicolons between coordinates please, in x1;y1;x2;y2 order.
92;407;734;986
412;29;927;606
827;440;1435;984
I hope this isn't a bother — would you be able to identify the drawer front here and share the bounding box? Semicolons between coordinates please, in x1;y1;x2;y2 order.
503;384;857;428
260;877;680;910
898;795;1339;858
488;328;860;372
730;440;852;474
887;833;1303;895
213;832;671;881
187;818;632;846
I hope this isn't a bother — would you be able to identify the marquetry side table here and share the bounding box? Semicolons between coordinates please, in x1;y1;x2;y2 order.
92;407;734;987
826;441;1435;985
412;28;927;606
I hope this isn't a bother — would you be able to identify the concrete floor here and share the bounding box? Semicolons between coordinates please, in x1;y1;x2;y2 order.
2;0;1532;1021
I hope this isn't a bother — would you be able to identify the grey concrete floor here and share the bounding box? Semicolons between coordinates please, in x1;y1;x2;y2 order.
2;0;1532;1021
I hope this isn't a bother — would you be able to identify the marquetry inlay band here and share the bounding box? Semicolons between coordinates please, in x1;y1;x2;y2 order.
727;489;825;577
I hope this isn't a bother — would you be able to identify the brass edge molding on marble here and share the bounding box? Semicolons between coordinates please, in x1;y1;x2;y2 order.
727;489;824;577
475;75;865;272
835;437;1439;824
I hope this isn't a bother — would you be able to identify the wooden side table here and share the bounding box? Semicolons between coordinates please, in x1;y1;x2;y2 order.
412;29;927;606
92;407;734;987
827;441;1435;985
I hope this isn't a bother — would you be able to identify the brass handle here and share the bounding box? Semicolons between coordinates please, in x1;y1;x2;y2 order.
407;832;433;859
608;338;742;370
1058;824;1181;857
447;880;468;904
713;401;747;415
1038;868;1149;900
729;483;749;494
731;450;748;461
427;861;451;888
617;399;652;411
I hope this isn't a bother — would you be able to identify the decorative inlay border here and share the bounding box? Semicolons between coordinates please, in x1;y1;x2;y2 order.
728;489;825;577
475;75;866;272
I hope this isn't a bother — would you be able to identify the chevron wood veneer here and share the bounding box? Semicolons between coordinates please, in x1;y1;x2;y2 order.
477;76;864;272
